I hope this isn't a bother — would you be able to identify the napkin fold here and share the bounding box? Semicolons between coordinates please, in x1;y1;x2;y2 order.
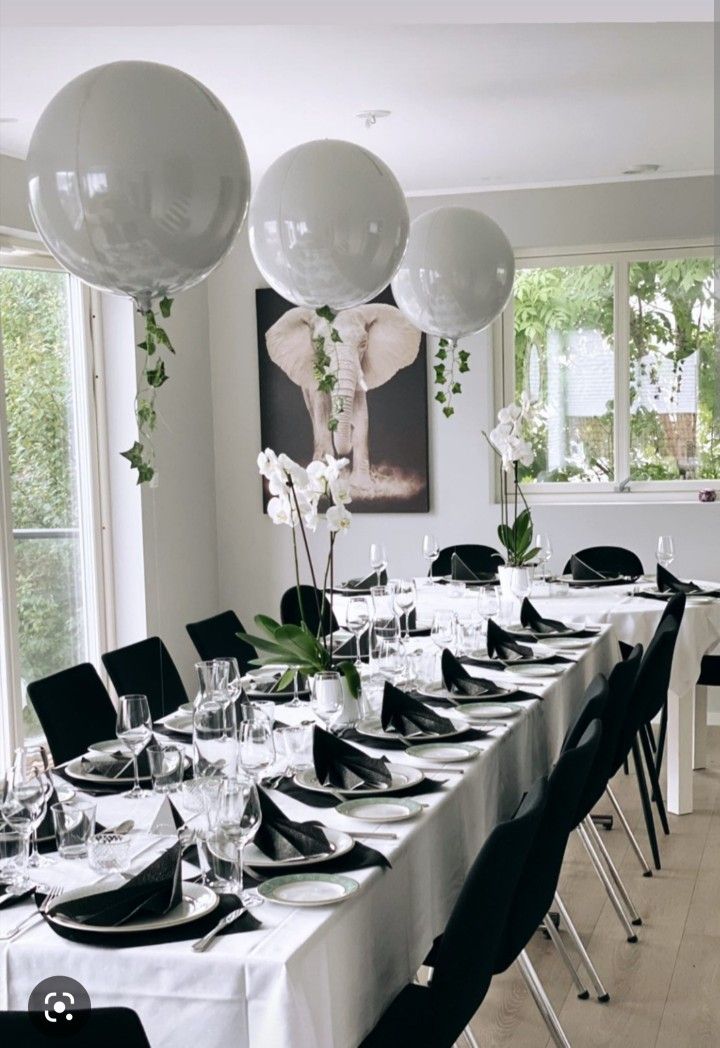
657;564;720;597
341;569;387;589
313;726;391;790
254;788;330;861
441;649;508;698
520;597;570;635
52;842;183;926
80;740;153;779
380;681;456;737
450;553;497;583
486;619;534;662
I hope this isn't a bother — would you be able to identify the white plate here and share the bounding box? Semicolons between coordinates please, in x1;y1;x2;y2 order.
179;702;194;714
47;882;218;934
295;763;424;796
87;740;132;758
508;664;564;678
244;827;354;869
459;702;518;719
157;713;193;735
540;637;591;650
418;681;517;702
67;754;190;785
258;873;359;907
355;713;470;742
405;742;479;762
335;797;423;822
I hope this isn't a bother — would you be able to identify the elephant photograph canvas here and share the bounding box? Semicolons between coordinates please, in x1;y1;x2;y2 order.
256;286;430;513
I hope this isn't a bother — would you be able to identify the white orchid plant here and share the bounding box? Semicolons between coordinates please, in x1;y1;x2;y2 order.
486;397;540;567
237;449;360;697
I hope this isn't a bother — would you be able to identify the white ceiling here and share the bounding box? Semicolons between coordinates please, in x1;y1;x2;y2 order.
0;21;712;195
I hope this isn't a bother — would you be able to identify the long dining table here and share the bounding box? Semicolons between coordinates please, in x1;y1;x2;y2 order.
1;597;618;1048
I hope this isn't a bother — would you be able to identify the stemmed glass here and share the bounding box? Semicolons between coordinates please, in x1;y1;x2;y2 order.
239;709;275;781
12;746;53;867
214;777;262;908
116;694;153;798
0;777;33;887
431;609;456;670
393;580;417;640
656;536;675;570
369;543;388;586
310;671;344;731
535;533;553;581
346;596;371;669
477;586;498;644
422;534;440;579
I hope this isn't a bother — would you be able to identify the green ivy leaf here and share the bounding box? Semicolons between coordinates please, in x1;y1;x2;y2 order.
327;417;339;432
146;360;168;388
158;296;173;319
316;305;337;323
438;337;449;348
442;405;455;418
120;441;145;468
436;347;447;360
451;382;462;394
458;362;470;374
330;327;343;343
136;399;157;431
435;391;447;404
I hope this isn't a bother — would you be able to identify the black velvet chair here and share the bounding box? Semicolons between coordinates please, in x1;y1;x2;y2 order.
26;663;117;766
102;637;188;721
563;545;644;578
361;776;548;1048
186;609;257;675
1;1008;151;1047
431;544;504;578
280;585;338;637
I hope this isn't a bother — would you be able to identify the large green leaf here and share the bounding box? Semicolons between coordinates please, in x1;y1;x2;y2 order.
337;660;361;699
254;614;282;639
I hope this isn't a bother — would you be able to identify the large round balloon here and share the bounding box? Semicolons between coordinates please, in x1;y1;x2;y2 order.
391;206;515;339
27;61;250;305
249;139;409;310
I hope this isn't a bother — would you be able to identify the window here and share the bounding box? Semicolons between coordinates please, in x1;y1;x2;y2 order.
0;234;107;755
500;244;718;495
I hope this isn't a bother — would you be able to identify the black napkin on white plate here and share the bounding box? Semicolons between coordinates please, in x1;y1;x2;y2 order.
486;619;534;661
79;739;154;780
657;564;720;597
51;841;183;927
450;553;497;583
520;597;571;635
340;569;387;590
380;681;456;737
313;726;391;790
255;788;330;861
441;649;509;698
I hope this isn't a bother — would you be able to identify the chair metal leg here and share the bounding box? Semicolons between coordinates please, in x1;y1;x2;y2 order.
516;950;573;1048
461;1027;481;1048
640;724;670;836
553;892;609;1002
632;737;662;870
583;815;642;925
655;699;668;778
646;720;657;752
605;784;652;877
542;914;590;999
577;824;638;943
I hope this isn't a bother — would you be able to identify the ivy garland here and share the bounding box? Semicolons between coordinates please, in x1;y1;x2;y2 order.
433;337;470;418
121;296;174;484
311;304;344;437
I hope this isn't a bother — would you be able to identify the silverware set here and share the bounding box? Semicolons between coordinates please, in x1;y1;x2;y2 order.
0;884;63;942
192;906;247;952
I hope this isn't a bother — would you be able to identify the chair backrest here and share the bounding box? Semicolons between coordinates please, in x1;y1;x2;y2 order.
432;544;505;578
186;610;257;675
280;585;338;636
26;663;117;765
562;545;644;577
563;649;643;824
428;776;547;1043
102;636;188;721
1;1008;151;1047
660;590;686;626
494;720;603;974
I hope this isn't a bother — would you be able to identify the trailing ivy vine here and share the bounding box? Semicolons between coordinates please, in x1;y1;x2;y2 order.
121;295;174;484
311;304;344;436
433;337;470;418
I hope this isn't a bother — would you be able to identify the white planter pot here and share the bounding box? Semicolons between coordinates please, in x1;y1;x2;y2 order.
497;564;531;603
334;676;361;727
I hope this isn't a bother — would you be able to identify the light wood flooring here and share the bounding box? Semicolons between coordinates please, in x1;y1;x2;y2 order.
464;726;720;1048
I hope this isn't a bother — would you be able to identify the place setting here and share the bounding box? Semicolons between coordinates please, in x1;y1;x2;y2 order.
633;563;720;604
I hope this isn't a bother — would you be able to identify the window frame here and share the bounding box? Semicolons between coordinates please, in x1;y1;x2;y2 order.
0;230;113;762
494;237;717;503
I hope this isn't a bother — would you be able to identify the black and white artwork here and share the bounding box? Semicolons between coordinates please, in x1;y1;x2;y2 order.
256;286;429;513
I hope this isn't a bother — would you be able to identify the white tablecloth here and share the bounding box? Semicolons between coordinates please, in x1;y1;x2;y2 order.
1;622;617;1048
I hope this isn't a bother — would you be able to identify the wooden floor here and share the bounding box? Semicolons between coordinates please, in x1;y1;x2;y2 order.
465;726;720;1048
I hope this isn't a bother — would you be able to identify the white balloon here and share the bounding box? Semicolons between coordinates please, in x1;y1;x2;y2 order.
249;139;409;310
391;206;515;340
27;61;251;305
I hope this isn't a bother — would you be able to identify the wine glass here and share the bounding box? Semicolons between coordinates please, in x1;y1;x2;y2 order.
477;586;498;644
369;543;388;586
346;596;371;668
0;776;33;887
310;671;344;731
116;694;153;798
239;710;275;781
11;747;52;868
393;580;417;640
535;533;553;581
422;534;440;578
213;777;262;908
431;610;456;652
656;536;675;570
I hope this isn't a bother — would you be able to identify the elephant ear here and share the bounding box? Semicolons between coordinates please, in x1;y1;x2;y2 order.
265;306;316;386
355;304;422;390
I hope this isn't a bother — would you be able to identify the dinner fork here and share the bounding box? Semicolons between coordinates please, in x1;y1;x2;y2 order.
192;906;246;952
2;885;63;941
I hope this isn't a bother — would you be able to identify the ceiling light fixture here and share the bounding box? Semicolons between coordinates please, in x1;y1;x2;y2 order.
357;109;391;130
622;163;660;175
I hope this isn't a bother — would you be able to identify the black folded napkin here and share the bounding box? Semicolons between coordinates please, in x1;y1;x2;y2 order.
255;788;330;861
0;884;33;909
486;619;534;662
313;726;391;790
246;839;390;880
380;681;455;737
441;649;509;698
657;564;720;597
520;597;571;635
275;774;447;808
79;739;155;780
450;552;497;583
340;569;387;590
52;842;182;927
